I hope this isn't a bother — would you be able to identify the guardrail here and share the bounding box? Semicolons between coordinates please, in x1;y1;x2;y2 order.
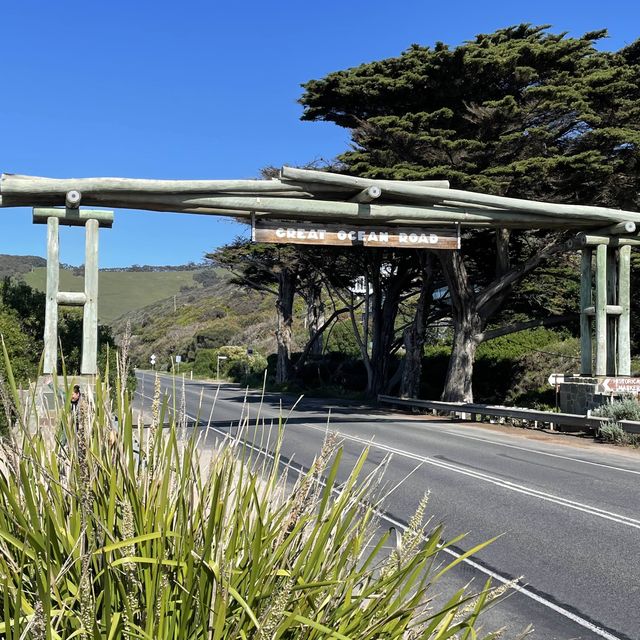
377;395;609;432
619;420;640;434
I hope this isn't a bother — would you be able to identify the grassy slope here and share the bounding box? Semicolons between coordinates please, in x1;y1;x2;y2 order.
24;267;201;324
111;274;295;368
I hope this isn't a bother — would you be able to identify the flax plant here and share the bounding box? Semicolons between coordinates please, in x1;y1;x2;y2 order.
0;349;519;639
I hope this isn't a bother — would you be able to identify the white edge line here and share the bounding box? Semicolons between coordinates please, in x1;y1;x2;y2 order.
135;385;625;640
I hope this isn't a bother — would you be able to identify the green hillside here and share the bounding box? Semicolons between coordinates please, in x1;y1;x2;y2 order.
0;254;46;278
23;267;204;324
111;274;291;370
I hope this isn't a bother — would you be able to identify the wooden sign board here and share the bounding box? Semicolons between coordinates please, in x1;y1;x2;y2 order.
252;220;460;250
599;378;640;394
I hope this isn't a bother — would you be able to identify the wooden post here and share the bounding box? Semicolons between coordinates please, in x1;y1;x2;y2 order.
618;245;632;376
43;217;59;374
606;247;618;375
580;248;593;376
81;219;99;375
595;244;607;376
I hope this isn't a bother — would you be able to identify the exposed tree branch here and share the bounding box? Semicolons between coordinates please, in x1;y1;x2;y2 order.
478;314;576;343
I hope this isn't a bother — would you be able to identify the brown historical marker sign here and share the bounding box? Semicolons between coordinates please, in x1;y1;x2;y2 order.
599;378;640;394
252;220;460;250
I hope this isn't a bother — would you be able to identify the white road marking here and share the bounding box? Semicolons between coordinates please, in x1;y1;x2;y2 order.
298;419;640;530
143;371;640;477
135;380;627;640
425;428;640;477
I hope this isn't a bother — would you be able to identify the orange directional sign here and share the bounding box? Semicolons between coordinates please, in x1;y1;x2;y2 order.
252;220;460;250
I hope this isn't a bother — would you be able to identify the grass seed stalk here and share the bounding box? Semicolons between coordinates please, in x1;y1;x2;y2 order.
0;356;514;638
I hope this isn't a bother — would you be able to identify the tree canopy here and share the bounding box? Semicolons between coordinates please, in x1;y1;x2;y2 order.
299;24;640;401
301;24;640;207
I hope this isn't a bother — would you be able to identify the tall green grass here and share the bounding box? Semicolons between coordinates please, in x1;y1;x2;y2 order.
0;352;523;638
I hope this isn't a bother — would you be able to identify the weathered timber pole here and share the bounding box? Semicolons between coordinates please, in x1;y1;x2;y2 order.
580;248;593;376
606;248;618;375
33;207;114;228
43;217;59;374
1;174;350;194
595;244;608;376
81;219;99;375
350;186;382;203
18;193;619;228
65;190;81;208
591;221;636;235
36;207;112;376
574;234;640;247
618;245;632;376
57;291;86;306
279;167;640;223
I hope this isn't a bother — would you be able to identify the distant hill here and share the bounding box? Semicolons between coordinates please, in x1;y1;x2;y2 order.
23;266;210;324
1;254;293;367
0;254;46;278
111;271;298;368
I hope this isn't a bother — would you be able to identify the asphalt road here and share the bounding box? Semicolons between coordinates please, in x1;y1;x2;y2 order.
135;370;640;640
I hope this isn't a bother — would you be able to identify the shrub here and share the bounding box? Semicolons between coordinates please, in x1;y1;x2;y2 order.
592;398;640;446
191;347;218;376
597;421;631;445
0;364;519;638
421;329;578;404
592;397;640;422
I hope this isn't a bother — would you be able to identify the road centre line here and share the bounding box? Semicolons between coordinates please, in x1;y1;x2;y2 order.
137;376;640;527
214;423;624;640
140;372;640;487
296;419;640;530
135;387;623;640
427;429;640;477
147;372;640;479
138;385;640;553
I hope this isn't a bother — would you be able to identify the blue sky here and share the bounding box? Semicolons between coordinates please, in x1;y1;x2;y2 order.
0;1;638;267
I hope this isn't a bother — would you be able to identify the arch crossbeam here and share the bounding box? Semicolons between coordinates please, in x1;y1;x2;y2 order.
2;166;640;230
2;166;640;384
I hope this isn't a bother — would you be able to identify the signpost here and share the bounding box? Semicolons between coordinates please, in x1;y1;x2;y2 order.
547;374;565;386
252;219;460;250
598;378;640;394
150;353;156;369
548;373;565;411
216;355;228;381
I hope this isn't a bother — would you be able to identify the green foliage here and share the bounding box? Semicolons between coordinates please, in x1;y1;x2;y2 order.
191;348;218;377
0;365;514;638
593;397;640;422
294;352;369;394
300;25;640;208
421;329;576;404
216;345;268;383
477;327;571;361
325;319;361;358
0;309;38;384
596;422;629;444
24;267;208;324
298;24;640;399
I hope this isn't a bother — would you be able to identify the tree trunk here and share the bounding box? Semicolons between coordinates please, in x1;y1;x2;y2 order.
441;307;482;402
275;269;296;384
439;233;567;402
304;281;325;356
400;254;434;398
439;250;480;402
366;256;410;397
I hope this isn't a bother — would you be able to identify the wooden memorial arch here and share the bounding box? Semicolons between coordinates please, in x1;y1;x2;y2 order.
1;166;639;398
